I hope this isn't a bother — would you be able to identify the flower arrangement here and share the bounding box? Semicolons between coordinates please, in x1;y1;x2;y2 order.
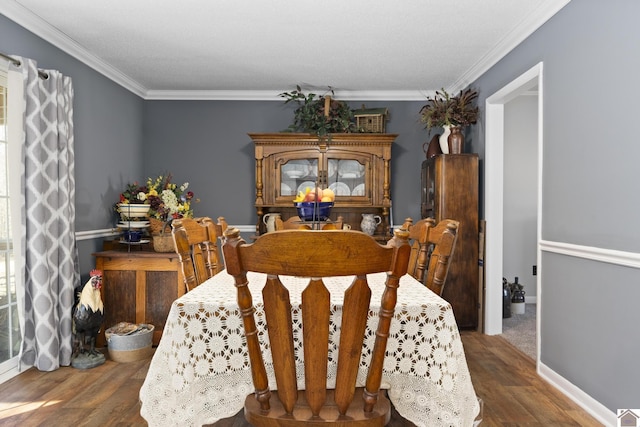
145;174;198;222
419;88;479;130
117;182;149;204
114;174;198;224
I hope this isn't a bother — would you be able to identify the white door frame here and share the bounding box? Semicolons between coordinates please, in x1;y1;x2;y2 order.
484;62;544;337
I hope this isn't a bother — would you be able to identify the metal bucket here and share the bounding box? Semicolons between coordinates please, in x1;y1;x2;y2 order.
106;323;154;362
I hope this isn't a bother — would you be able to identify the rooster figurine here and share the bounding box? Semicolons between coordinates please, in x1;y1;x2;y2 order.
72;269;105;367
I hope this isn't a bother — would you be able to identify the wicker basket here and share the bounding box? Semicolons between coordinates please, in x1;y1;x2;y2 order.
149;218;165;235
150;218;175;252
152;233;175;252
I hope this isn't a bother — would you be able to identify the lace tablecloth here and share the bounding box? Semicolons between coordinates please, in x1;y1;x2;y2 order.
139;271;479;426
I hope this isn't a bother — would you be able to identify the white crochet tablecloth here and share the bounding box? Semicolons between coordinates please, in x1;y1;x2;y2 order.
139;271;479;426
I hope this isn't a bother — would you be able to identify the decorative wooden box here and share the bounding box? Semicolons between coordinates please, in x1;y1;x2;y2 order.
353;106;388;133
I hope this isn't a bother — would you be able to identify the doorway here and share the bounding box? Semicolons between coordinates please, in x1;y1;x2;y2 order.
483;62;543;359
500;90;539;360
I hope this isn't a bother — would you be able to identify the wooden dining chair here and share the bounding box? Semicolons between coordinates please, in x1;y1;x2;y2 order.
274;215;345;231
402;217;459;296
171;216;228;292
222;227;411;426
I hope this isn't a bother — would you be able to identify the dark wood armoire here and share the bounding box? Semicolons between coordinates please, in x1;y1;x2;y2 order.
421;154;479;329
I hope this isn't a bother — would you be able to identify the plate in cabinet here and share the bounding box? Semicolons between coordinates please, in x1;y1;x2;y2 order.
352;183;365;196
297;181;318;195
329;182;350;196
281;182;293;196
337;160;364;179
282;160;310;179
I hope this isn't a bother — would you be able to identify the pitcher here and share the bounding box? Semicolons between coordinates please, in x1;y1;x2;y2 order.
263;213;281;233
360;213;381;236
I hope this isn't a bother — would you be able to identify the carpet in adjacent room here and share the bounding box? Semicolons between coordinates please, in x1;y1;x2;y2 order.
501;303;536;360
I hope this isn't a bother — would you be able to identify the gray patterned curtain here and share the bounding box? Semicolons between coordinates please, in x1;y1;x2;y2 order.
11;57;79;371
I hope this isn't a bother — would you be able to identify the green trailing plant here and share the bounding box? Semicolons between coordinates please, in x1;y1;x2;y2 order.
419;88;479;130
279;86;356;137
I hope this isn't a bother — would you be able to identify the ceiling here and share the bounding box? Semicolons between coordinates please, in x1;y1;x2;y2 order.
2;0;569;100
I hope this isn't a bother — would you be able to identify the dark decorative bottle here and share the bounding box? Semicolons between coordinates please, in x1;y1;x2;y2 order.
511;277;526;304
502;278;511;318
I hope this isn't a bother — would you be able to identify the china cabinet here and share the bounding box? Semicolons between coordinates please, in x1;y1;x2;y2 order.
250;133;396;239
422;154;479;329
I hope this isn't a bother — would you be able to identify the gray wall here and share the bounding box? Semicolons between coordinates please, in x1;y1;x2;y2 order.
542;252;640;411
470;0;640;412
142;100;428;229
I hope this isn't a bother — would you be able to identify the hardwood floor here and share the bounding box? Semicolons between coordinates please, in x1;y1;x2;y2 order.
0;332;603;426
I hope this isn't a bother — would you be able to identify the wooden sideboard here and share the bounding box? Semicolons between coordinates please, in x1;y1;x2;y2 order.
93;249;185;346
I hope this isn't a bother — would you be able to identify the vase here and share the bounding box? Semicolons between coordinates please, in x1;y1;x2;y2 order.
423;134;442;158
263;213;281;233
448;125;464;154
360;213;382;236
439;125;451;154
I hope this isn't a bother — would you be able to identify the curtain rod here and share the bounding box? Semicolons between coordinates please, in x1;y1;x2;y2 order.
0;52;49;79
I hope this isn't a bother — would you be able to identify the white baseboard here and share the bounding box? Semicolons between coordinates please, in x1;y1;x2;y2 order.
538;362;616;426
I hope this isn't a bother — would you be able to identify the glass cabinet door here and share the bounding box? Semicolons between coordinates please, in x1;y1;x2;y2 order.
276;156;320;203
324;153;371;202
421;158;435;218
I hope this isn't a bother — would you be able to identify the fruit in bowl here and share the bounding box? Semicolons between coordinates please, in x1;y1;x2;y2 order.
293;186;336;203
295;201;334;221
293;186;336;221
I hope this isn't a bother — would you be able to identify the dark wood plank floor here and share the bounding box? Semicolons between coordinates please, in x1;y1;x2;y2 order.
0;331;603;426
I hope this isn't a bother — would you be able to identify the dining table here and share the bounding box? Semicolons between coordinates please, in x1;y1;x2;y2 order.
139;269;480;426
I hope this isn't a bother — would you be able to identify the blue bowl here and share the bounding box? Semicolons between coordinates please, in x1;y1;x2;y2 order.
123;230;143;242
295;202;333;221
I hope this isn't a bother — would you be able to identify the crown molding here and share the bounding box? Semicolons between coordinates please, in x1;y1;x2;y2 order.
144;89;431;101
1;1;148;98
449;0;571;93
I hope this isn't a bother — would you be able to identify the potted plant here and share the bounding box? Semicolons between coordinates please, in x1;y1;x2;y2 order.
279;86;356;137
419;88;479;154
